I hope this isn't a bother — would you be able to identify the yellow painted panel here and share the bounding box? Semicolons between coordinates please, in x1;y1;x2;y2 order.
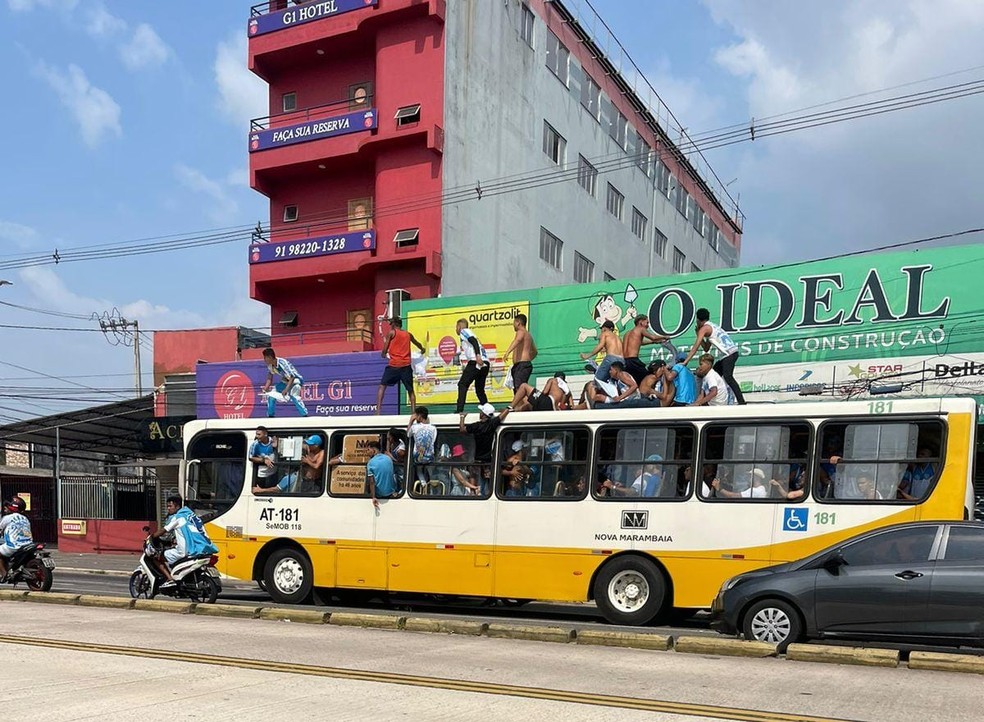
308;544;338;587
388;547;493;595
493;551;600;602
337;548;387;588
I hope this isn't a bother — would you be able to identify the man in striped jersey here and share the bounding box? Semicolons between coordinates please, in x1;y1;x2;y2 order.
261;347;309;417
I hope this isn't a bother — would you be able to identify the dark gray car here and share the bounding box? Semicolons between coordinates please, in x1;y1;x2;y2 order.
710;521;984;650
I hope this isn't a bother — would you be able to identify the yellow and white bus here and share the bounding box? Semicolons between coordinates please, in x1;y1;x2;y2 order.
181;397;976;625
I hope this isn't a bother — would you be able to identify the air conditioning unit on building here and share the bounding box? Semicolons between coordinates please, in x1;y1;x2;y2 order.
381;289;411;321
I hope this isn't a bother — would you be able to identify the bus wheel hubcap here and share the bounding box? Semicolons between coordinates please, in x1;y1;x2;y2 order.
751;608;790;643
274;558;304;594
608;570;649;613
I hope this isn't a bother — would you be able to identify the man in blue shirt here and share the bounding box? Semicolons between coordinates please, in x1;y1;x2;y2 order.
366;440;396;509
899;448;936;500
262;347;308;418
248;426;278;489
0;497;33;581
154;495;218;588
664;352;697;406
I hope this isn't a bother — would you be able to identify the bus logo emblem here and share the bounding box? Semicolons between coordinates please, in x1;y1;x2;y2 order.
621;511;649;529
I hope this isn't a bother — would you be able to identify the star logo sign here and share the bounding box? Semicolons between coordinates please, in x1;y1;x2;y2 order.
847;364;864;378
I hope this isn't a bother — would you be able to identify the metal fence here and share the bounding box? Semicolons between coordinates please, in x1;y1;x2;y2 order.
59;476;157;521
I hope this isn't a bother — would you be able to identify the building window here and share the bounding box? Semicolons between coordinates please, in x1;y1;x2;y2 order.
606;183;624;220
282;92;297;113
654;228;667;258
347;309;372;343
637;139;652;177
577;155;597;196
395;104;422;126
283;205;298;223
631;207;648;240
607;107;627;149
394;229;419;248
690;263;702;274
545;31;570;86
348;198;372;231
520;4;534;48
539;227;563;270
689;198;704;235
673;247;686;273
573;252;595;284
604;272;616;282
348;82;373;110
675;184;689;217
656;160;671;197
709;226;720;251
580;74;601;121
542;121;566;166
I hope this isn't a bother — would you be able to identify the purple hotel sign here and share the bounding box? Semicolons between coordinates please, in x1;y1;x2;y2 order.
248;0;378;37
196;352;397;419
249;108;377;152
249;230;376;265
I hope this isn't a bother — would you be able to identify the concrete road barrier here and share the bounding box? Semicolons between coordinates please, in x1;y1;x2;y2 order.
403;618;488;636
329;612;405;630
786;644;899;668
194;604;262;619
908;651;984;675
79;595;134;610
258;608;330;624
27;592;81;605
674;636;776;658
486;624;574;643
133;599;195;615
576;630;672;651
0;590;28;601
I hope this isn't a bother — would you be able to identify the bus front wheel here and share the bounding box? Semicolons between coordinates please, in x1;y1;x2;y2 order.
594;556;666;626
264;548;313;605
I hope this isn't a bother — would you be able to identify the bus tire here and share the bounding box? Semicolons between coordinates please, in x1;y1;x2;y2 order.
263;548;313;605
593;555;666;626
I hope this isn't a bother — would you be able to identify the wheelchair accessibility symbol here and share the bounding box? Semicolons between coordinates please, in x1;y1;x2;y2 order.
783;507;809;532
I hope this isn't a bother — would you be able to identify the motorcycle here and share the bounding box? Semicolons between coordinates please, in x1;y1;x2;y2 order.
128;527;221;604
2;543;54;591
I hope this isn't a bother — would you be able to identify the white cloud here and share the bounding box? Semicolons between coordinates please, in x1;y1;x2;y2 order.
84;4;126;38
120;23;170;70
35;62;121;147
173;163;239;224
7;0;77;11
214;32;267;126
0;220;39;250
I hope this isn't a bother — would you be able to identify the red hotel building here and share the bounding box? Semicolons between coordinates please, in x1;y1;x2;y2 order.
247;0;743;355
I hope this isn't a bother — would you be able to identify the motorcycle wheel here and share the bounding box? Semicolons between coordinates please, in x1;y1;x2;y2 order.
24;559;53;592
189;572;220;604
129;570;153;599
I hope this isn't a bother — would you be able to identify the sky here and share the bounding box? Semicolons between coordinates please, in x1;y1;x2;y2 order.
2;0;984;422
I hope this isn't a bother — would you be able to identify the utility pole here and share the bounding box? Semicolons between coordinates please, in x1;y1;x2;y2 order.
96;310;143;396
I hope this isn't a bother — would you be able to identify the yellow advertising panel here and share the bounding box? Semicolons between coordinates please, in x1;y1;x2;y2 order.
408;301;529;406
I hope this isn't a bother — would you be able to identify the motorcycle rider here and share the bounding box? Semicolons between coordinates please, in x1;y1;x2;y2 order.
0;497;33;581
153;495;218;589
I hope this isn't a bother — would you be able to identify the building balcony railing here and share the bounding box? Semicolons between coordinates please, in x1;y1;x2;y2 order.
248;0;378;38
249;97;377;153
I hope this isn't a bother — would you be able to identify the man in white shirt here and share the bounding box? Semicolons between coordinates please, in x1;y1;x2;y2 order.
694;354;735;407
454;319;490;414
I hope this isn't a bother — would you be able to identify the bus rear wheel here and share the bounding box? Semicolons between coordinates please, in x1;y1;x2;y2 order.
593;556;666;626
264;548;313;605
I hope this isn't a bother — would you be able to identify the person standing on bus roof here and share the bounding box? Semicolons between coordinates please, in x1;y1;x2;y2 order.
622;315;669;385
694;354;735;407
682;308;745;405
377;317;425;415
503;313;537;403
580;320;624;384
261;347;309;417
455;319;490;414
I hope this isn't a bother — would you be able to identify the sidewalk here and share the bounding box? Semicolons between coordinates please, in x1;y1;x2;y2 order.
49;550;141;576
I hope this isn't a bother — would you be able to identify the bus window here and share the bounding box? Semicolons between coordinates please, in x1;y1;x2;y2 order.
497;428;590;500
327;430;398;498
411;431;486;498
816;420;943;502
251;432;326;497
700;423;810;502
594;425;695;500
184;431;248;519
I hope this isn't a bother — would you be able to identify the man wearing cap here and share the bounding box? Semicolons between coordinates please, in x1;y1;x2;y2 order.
377;317;426;415
300;435;325;491
713;467;770;498
460;404;511;466
630;455;664;496
664;352;697;406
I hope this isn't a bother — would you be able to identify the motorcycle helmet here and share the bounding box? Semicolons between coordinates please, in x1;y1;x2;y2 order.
3;497;26;514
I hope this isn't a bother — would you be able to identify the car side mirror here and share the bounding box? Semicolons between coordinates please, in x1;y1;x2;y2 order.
823;550;846;571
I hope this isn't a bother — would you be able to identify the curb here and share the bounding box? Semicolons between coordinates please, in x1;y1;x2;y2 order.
576;630;672;651
786;643;899;668
908;651;984;675
674;635;776;658
58;567;133;578
486;623;575;644
5;594;983;677
329;612;405;630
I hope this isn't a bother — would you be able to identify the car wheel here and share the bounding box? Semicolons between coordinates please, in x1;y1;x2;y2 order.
742;598;803;651
593;556;666;626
